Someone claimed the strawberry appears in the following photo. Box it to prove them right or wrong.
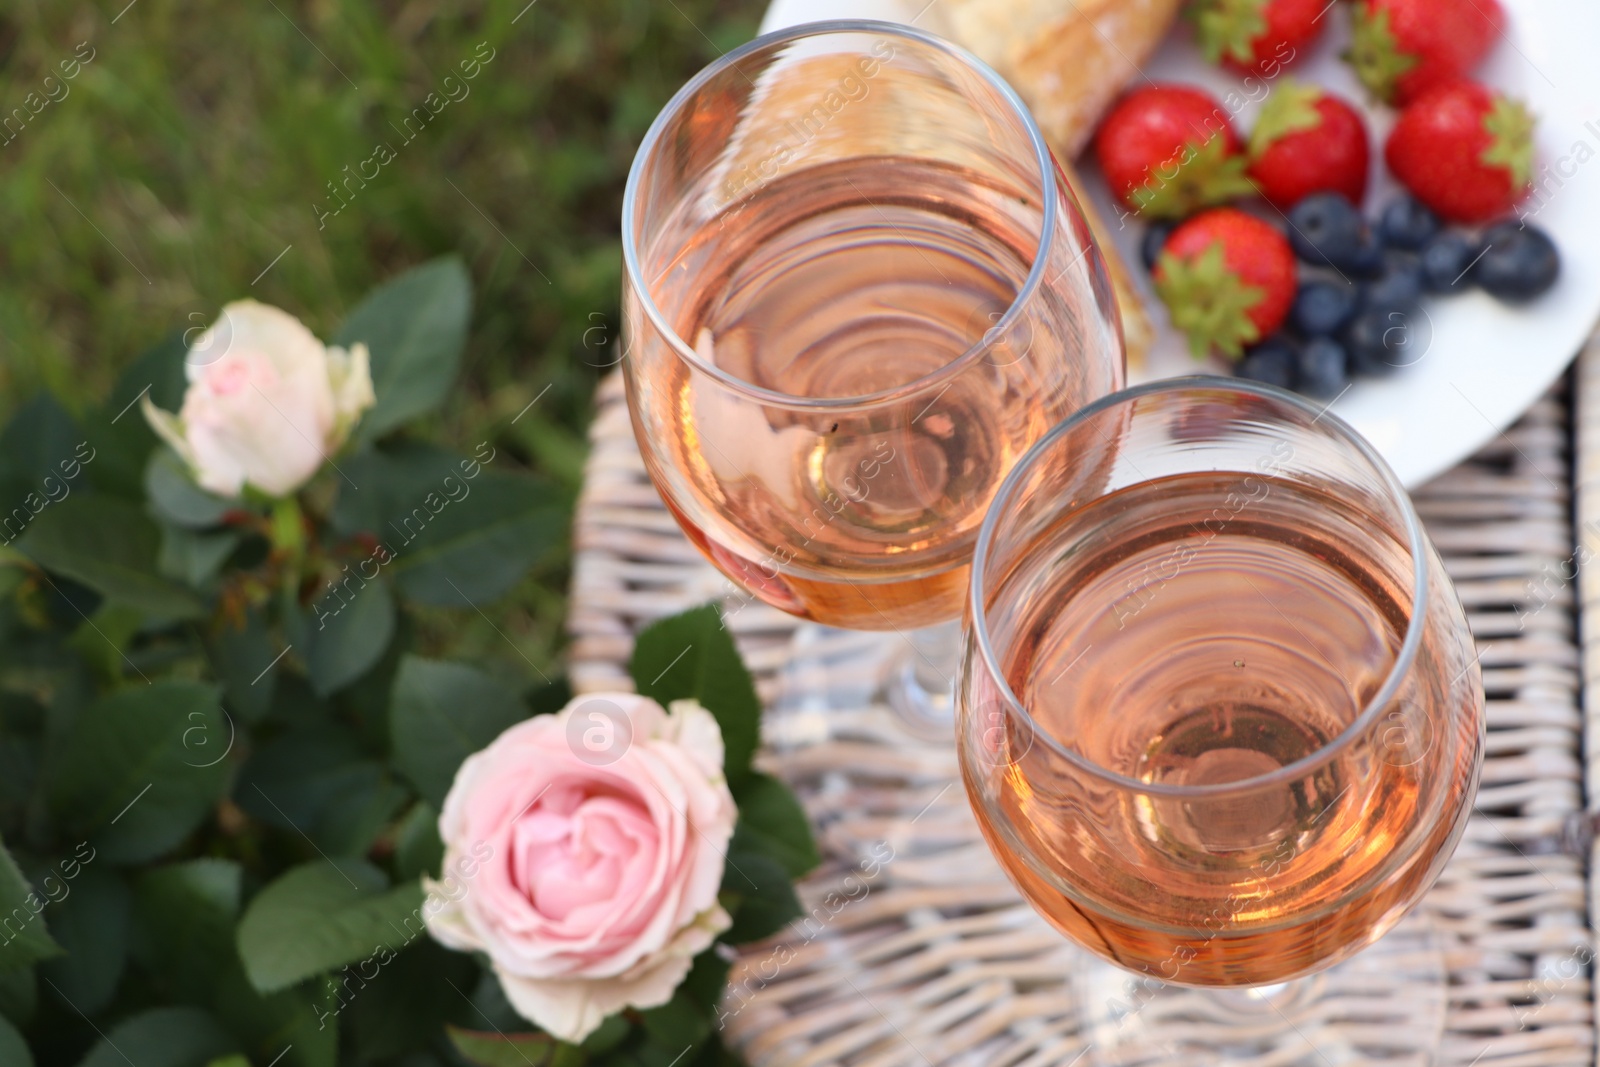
[1247,80,1370,209]
[1346,0,1505,105]
[1189,0,1327,78]
[1385,80,1534,223]
[1093,85,1256,219]
[1154,209,1297,358]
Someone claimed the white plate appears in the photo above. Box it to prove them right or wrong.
[759,0,1600,487]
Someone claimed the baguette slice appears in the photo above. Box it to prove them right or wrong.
[702,45,1154,369]
[924,0,1178,368]
[929,0,1184,159]
[1057,155,1154,370]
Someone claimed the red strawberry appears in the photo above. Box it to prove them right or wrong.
[1189,0,1328,78]
[1153,209,1297,358]
[1385,80,1534,223]
[1346,0,1505,105]
[1247,80,1370,209]
[1093,85,1256,219]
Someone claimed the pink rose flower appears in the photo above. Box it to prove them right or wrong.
[424,692,737,1042]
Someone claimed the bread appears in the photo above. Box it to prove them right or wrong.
[1057,155,1155,370]
[927,0,1185,158]
[703,39,1157,369]
[922,0,1180,368]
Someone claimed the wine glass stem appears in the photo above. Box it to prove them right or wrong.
[886,619,962,738]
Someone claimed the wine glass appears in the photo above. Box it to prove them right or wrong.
[620,21,1124,721]
[958,377,1484,1064]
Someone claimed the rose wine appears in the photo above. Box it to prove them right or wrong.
[966,471,1479,985]
[628,155,1119,630]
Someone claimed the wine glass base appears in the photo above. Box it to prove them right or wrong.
[774,621,959,743]
[1074,909,1446,1067]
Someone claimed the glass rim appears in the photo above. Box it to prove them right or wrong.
[619,18,1062,413]
[967,376,1432,800]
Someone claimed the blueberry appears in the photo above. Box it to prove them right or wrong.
[1473,222,1561,303]
[1296,337,1349,399]
[1348,232,1386,279]
[1418,231,1479,294]
[1344,308,1427,376]
[1140,220,1177,273]
[1235,336,1298,391]
[1364,251,1424,314]
[1378,195,1441,251]
[1287,193,1376,275]
[1290,281,1360,338]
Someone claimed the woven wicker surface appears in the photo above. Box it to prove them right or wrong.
[567,364,1595,1067]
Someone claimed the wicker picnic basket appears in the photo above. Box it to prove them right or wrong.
[567,335,1600,1067]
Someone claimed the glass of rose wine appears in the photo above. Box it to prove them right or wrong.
[621,21,1124,724]
[959,377,1484,1064]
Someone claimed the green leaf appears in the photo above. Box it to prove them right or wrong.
[390,472,565,607]
[640,989,712,1050]
[40,667,94,754]
[39,865,130,1014]
[730,773,819,879]
[215,972,339,1067]
[330,443,564,608]
[0,965,36,1027]
[214,975,338,1067]
[65,602,145,683]
[463,969,534,1034]
[15,496,206,620]
[46,681,231,864]
[85,331,188,499]
[390,657,528,806]
[306,576,396,697]
[1189,0,1269,66]
[1483,94,1537,188]
[266,673,333,731]
[394,802,445,881]
[0,1015,30,1067]
[132,858,241,1005]
[1128,133,1256,220]
[329,441,476,533]
[1153,243,1267,359]
[334,615,409,752]
[630,604,761,784]
[0,395,81,503]
[158,526,241,587]
[0,734,39,838]
[238,724,409,857]
[0,837,61,970]
[76,1006,238,1067]
[581,1014,631,1055]
[529,676,575,717]
[133,860,337,1067]
[335,257,472,443]
[208,607,280,723]
[680,948,730,1014]
[720,851,800,944]
[146,447,234,528]
[685,1032,747,1067]
[235,859,426,994]
[116,330,190,411]
[1247,79,1325,158]
[447,1025,557,1067]
[343,939,478,1061]
[1345,4,1417,104]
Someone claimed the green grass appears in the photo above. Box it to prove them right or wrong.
[0,0,761,676]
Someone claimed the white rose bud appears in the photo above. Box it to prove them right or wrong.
[142,300,376,498]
